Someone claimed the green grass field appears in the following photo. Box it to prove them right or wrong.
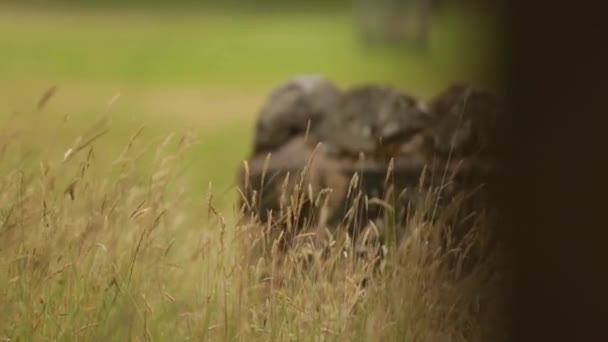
[0,4,504,340]
[0,4,502,202]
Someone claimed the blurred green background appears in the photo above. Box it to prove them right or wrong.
[0,0,504,208]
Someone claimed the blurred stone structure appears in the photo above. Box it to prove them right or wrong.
[237,74,501,250]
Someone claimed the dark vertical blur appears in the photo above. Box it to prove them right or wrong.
[501,0,608,340]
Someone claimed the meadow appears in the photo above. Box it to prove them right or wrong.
[0,3,505,340]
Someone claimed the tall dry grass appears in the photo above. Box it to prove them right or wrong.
[0,90,507,341]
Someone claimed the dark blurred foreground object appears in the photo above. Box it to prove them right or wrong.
[502,0,608,340]
[237,76,502,250]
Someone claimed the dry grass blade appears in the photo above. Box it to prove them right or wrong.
[36,85,58,112]
[0,86,506,342]
[242,160,250,192]
[113,125,146,164]
[63,127,110,163]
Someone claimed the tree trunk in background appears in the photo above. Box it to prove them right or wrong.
[416,0,432,51]
[355,0,434,51]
